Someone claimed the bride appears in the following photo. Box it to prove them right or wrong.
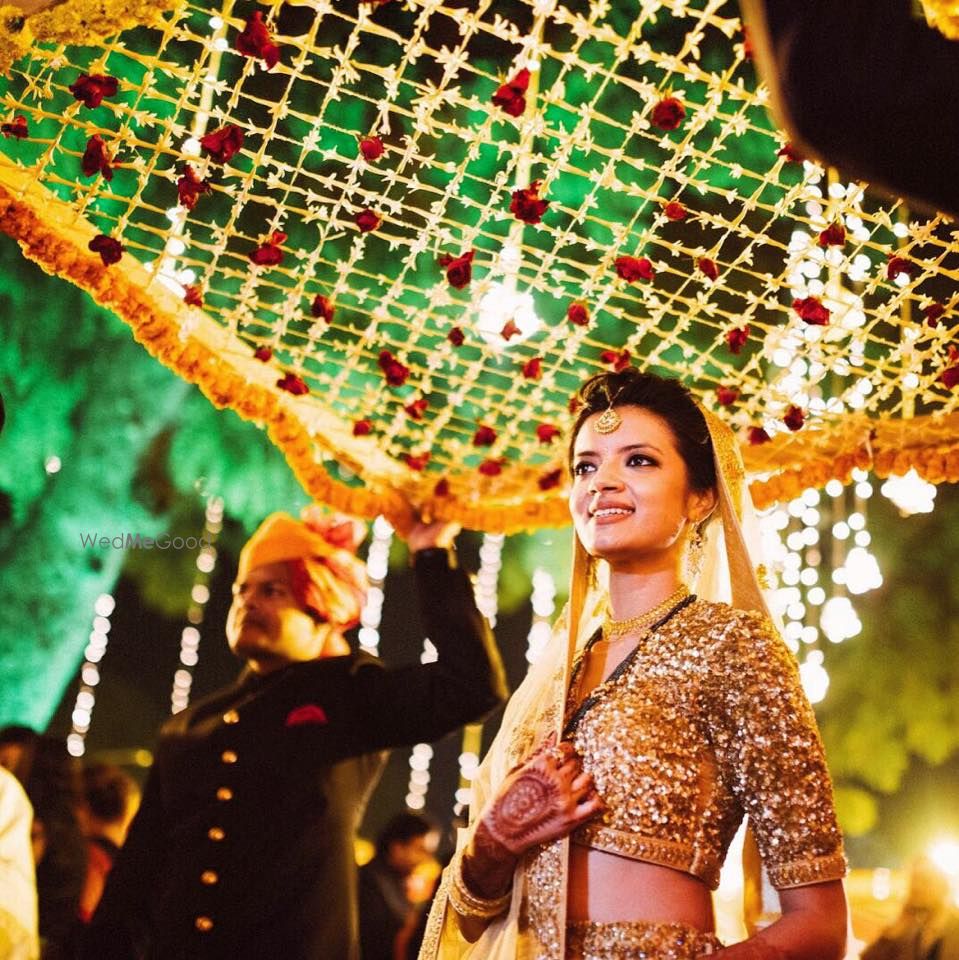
[419,369,848,960]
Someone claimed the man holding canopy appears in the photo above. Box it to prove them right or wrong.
[83,506,506,960]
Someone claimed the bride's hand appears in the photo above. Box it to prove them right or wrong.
[479,734,604,858]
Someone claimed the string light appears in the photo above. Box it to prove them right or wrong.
[525,567,556,665]
[474,533,505,627]
[880,469,937,516]
[66,593,116,757]
[474,283,541,348]
[170,497,223,714]
[358,516,394,656]
[405,740,434,812]
[404,637,440,811]
[451,532,504,817]
[799,650,830,704]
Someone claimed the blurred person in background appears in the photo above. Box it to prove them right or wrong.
[0,727,86,960]
[359,812,441,960]
[76,763,141,923]
[862,856,959,960]
[0,763,39,959]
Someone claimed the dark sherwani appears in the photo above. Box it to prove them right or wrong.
[83,549,506,959]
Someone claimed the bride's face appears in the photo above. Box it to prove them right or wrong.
[569,406,714,569]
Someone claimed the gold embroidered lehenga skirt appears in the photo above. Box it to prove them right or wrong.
[565,920,723,959]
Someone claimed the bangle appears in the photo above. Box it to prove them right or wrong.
[448,854,512,921]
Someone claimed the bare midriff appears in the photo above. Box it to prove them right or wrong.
[567,844,715,929]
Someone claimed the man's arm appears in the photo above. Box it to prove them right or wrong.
[347,545,507,751]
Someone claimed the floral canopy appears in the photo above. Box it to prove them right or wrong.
[1,0,957,532]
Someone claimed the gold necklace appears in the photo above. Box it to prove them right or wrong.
[602,584,690,642]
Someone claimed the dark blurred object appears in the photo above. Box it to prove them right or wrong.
[740,0,959,217]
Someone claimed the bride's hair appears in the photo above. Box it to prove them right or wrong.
[569,369,716,494]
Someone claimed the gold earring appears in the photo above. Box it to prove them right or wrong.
[686,523,705,583]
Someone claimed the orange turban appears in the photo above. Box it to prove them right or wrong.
[237,507,368,628]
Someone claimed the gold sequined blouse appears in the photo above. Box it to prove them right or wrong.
[566,599,847,891]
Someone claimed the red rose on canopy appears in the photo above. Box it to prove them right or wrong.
[447,326,465,346]
[434,477,450,497]
[359,135,384,162]
[177,164,211,210]
[439,249,474,289]
[601,348,631,372]
[353,419,373,436]
[311,295,334,322]
[725,325,750,354]
[69,74,119,108]
[404,398,428,420]
[378,350,410,387]
[567,301,589,327]
[81,135,112,180]
[748,426,771,445]
[717,386,739,407]
[473,425,496,447]
[886,255,918,281]
[568,396,583,414]
[792,296,830,325]
[536,423,560,444]
[1,115,28,139]
[941,366,959,389]
[777,142,804,164]
[500,319,521,341]
[522,357,542,380]
[698,257,720,281]
[923,303,946,328]
[817,224,846,248]
[249,231,286,266]
[479,458,504,477]
[492,68,530,117]
[277,373,309,395]
[615,255,654,283]
[254,346,273,362]
[538,468,563,491]
[404,452,430,471]
[183,285,203,307]
[650,96,685,131]
[355,208,381,233]
[783,405,805,431]
[201,124,244,164]
[663,200,687,221]
[510,181,549,224]
[236,11,280,69]
[742,25,754,60]
[88,234,122,266]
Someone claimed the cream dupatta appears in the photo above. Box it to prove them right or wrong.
[418,410,773,960]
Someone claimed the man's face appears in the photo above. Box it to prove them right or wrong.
[226,562,324,671]
[388,830,440,876]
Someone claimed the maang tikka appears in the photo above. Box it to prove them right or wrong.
[594,383,626,434]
